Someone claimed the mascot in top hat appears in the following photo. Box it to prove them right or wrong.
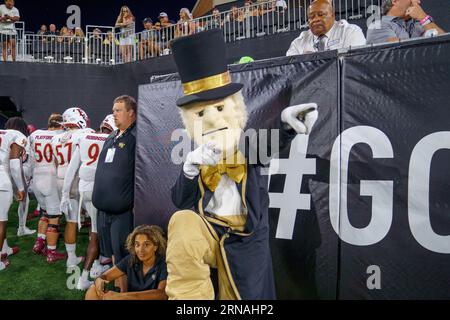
[166,28,319,300]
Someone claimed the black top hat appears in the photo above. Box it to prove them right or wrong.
[172,28,243,107]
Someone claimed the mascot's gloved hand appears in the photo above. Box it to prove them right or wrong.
[183,141,222,178]
[281,103,319,135]
[60,193,72,215]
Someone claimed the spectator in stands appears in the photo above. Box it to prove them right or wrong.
[0,0,20,62]
[175,8,196,38]
[286,0,366,55]
[104,30,119,46]
[37,24,47,35]
[74,27,85,43]
[224,5,246,39]
[67,27,84,62]
[366,0,445,44]
[139,18,157,59]
[275,0,288,12]
[88,28,103,63]
[152,21,164,56]
[259,1,276,15]
[47,23,57,36]
[243,0,259,17]
[57,26,71,43]
[85,225,168,300]
[158,12,175,28]
[115,5,135,63]
[103,31,120,63]
[258,0,288,32]
[225,5,240,23]
[157,12,175,55]
[206,7,223,29]
[37,24,47,42]
[44,24,58,50]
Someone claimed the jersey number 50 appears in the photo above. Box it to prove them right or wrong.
[35,143,53,163]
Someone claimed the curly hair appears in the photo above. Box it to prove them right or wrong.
[125,225,167,266]
[5,117,29,137]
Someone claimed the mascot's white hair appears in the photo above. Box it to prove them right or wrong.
[179,90,248,140]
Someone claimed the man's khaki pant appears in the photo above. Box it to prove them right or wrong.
[165,210,238,300]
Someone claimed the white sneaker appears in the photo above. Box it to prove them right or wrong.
[17,226,36,237]
[89,260,100,278]
[66,256,84,268]
[76,277,93,290]
[90,263,110,278]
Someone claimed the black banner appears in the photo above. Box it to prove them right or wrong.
[135,35,450,299]
[338,38,450,299]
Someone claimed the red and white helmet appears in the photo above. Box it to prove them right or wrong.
[100,114,117,133]
[61,107,90,129]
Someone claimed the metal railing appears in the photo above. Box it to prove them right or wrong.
[2,0,379,64]
[85,25,117,65]
[135,0,377,61]
[25,34,87,63]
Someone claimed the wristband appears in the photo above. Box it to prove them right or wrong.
[419,15,431,26]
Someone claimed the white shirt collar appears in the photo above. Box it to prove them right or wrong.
[312,21,338,42]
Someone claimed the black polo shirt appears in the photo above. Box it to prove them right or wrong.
[116,255,167,292]
[92,123,136,214]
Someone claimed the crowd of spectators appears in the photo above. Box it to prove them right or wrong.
[1,0,299,63]
[1,0,447,63]
[286,0,445,56]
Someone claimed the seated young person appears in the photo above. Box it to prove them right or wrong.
[85,225,168,300]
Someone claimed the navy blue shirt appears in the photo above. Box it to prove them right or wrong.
[93,123,136,214]
[116,255,167,292]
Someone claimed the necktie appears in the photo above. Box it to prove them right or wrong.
[315,35,327,52]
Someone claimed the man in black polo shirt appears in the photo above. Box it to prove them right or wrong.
[93,95,137,268]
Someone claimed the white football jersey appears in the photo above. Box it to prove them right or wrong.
[0,129,27,167]
[51,128,95,180]
[77,132,109,191]
[0,129,27,190]
[28,129,63,174]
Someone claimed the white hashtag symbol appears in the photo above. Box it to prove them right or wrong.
[262,135,316,239]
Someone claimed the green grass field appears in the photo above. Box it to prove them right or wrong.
[0,200,89,300]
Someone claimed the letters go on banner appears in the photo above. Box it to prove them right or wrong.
[135,37,450,299]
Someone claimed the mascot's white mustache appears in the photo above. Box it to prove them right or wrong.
[202,127,228,137]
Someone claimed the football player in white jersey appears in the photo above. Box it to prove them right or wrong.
[29,114,66,262]
[17,123,40,234]
[52,107,94,267]
[61,114,117,290]
[0,119,27,271]
[6,118,37,237]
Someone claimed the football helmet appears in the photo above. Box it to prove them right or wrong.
[100,114,117,133]
[61,107,90,129]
